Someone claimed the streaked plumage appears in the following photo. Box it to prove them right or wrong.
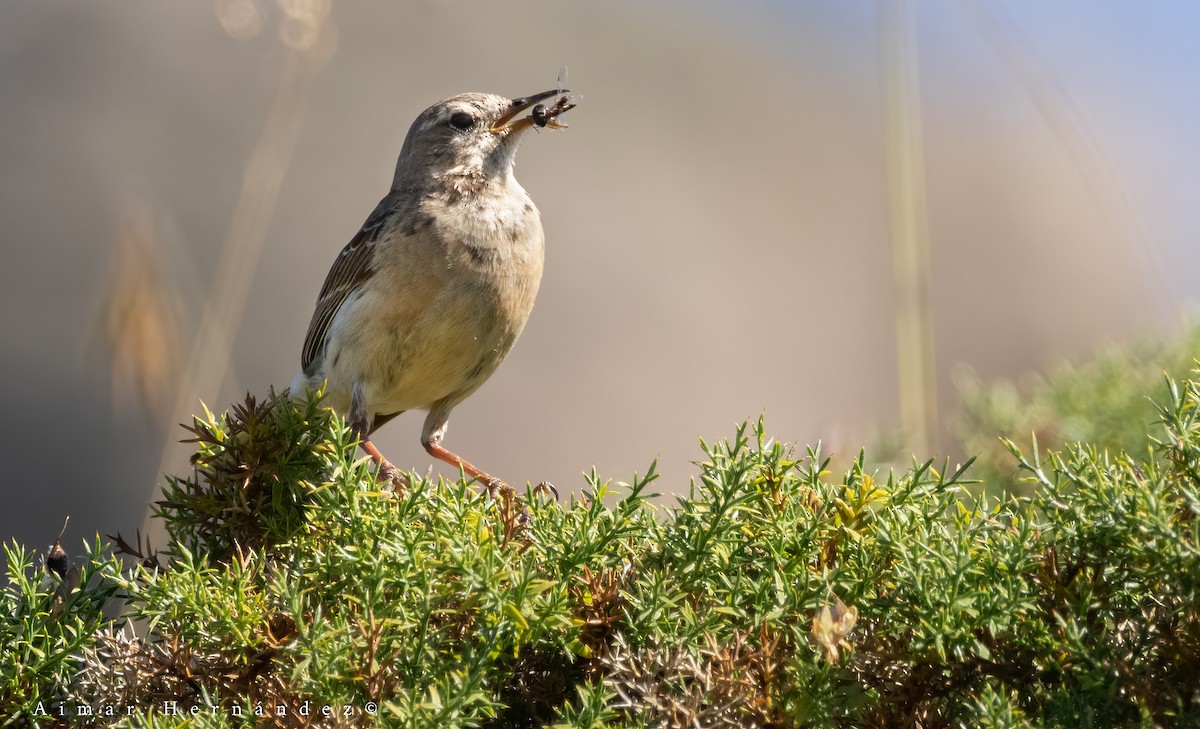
[290,89,571,493]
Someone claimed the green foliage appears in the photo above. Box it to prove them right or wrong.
[953,322,1200,495]
[158,388,344,557]
[0,537,120,725]
[6,375,1200,726]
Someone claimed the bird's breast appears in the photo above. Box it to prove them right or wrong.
[434,185,545,316]
[342,185,544,414]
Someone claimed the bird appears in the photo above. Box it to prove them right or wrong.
[290,88,574,495]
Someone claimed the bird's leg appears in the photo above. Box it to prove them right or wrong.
[425,441,513,498]
[350,384,408,491]
[421,409,514,500]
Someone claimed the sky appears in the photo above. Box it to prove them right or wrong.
[739,0,1200,296]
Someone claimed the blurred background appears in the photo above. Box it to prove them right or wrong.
[2,0,1197,556]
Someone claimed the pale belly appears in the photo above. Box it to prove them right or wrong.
[310,263,535,418]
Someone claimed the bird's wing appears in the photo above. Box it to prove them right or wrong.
[300,196,398,375]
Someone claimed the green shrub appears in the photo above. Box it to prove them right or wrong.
[0,537,119,727]
[4,372,1200,727]
[952,322,1200,496]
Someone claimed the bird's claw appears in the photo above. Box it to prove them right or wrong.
[377,461,410,493]
[483,476,515,501]
[531,481,559,500]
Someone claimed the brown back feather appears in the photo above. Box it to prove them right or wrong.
[300,195,399,374]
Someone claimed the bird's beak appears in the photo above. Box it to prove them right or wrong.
[490,89,569,134]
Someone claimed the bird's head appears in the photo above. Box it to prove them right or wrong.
[392,89,573,194]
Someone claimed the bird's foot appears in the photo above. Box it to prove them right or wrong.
[376,459,410,494]
[357,435,409,494]
[480,477,538,541]
[482,475,518,502]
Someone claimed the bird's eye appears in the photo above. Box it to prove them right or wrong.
[449,112,475,130]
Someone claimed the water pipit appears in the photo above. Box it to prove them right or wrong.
[291,88,575,496]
